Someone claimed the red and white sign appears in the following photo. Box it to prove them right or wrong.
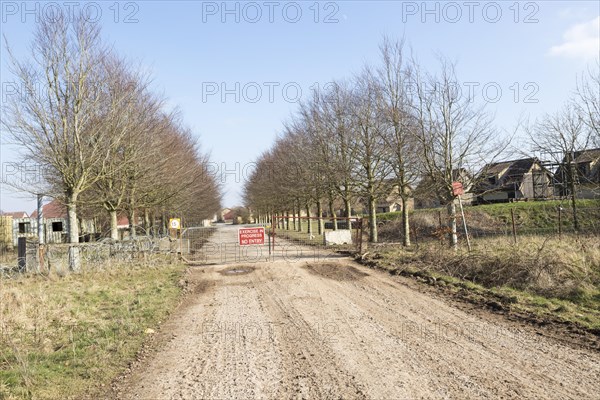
[452,182,464,196]
[239,227,265,246]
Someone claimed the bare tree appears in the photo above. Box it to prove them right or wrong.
[321,81,357,227]
[575,60,600,146]
[348,69,393,243]
[78,56,158,239]
[529,102,593,231]
[410,57,501,249]
[376,36,419,246]
[2,17,120,268]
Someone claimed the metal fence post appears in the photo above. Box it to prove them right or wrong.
[17,237,26,272]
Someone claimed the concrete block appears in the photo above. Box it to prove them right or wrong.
[324,230,352,245]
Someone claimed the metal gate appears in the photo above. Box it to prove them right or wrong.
[179,218,363,266]
[180,224,271,265]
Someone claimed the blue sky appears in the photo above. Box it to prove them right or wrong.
[1,0,599,212]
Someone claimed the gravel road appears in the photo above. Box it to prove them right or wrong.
[114,254,600,399]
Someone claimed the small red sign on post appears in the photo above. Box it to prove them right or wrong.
[452,182,464,196]
[239,227,265,246]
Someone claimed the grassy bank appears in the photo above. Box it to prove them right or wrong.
[363,235,600,331]
[377,199,600,242]
[0,262,186,399]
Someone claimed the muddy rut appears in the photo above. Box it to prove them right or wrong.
[112,258,600,399]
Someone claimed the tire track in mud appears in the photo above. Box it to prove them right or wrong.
[249,266,368,399]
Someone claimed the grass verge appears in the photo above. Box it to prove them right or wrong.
[360,235,600,333]
[0,261,186,399]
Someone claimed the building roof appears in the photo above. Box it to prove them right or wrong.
[30,200,67,219]
[572,148,600,163]
[1,211,29,218]
[223,210,236,220]
[483,161,512,176]
[485,158,538,179]
[117,215,130,227]
[475,157,550,193]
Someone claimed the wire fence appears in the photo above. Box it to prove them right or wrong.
[1,235,182,278]
[2,204,598,275]
[377,205,600,246]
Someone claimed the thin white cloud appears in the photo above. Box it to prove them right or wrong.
[549,16,600,59]
[557,7,589,20]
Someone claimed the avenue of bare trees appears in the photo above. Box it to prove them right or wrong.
[244,38,599,248]
[2,16,221,255]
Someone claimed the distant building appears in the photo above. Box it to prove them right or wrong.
[30,200,69,244]
[375,182,414,214]
[555,148,600,199]
[473,158,554,204]
[1,200,99,246]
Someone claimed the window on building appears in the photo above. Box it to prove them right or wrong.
[487,176,497,185]
[52,221,63,232]
[18,222,31,234]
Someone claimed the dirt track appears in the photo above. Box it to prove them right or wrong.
[113,256,600,399]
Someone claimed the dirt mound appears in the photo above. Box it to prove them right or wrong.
[304,262,369,281]
[218,266,255,275]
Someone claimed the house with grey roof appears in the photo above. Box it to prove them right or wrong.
[473,158,554,204]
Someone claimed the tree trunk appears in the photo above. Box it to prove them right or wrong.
[66,196,79,243]
[306,203,312,235]
[344,197,352,227]
[329,195,337,230]
[150,211,157,236]
[292,207,297,230]
[128,208,136,238]
[368,195,377,243]
[317,200,323,235]
[144,209,151,233]
[66,192,80,271]
[109,209,118,240]
[401,196,411,247]
[297,201,303,232]
[447,201,458,250]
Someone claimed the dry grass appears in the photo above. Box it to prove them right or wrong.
[424,236,600,297]
[0,259,186,399]
[372,235,600,329]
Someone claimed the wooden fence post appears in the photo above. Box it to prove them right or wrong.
[511,209,517,244]
[438,210,444,245]
[558,207,563,240]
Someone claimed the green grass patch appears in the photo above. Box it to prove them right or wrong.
[0,261,186,399]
